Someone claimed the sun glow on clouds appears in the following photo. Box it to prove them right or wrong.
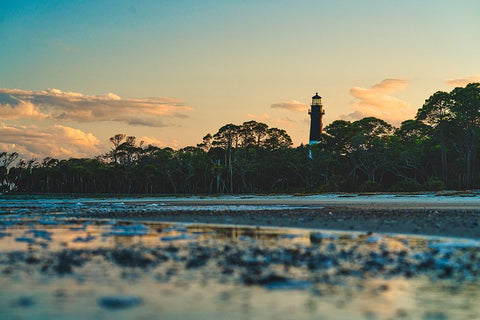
[0,87,194,159]
[0,88,192,127]
[270,100,309,112]
[247,113,294,128]
[0,123,101,159]
[446,75,480,87]
[341,79,415,126]
[138,136,179,149]
[247,113,270,121]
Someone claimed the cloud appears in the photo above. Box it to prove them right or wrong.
[0,99,48,120]
[137,136,179,149]
[247,113,270,121]
[0,122,101,159]
[138,136,164,147]
[446,75,480,87]
[270,100,309,112]
[247,113,295,128]
[340,110,365,122]
[340,79,414,125]
[0,88,193,127]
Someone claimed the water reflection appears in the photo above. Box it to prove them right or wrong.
[0,218,479,319]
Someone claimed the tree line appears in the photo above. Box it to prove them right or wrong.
[1,83,480,194]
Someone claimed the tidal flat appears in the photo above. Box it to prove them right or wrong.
[1,194,480,319]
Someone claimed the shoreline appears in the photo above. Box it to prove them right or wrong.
[79,206,480,239]
[2,193,480,239]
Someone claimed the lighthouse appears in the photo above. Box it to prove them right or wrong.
[308,92,325,144]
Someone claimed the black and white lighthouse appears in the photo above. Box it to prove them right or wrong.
[308,92,325,144]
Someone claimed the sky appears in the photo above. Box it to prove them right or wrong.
[1,0,480,159]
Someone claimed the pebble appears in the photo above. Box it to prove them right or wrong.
[72,235,96,243]
[264,279,312,291]
[104,224,150,237]
[279,234,302,239]
[160,234,196,242]
[365,236,382,244]
[26,229,52,241]
[12,296,35,307]
[98,296,143,309]
[310,232,339,243]
[15,237,35,244]
[37,220,59,225]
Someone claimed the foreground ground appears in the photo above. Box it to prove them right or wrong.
[73,193,480,238]
[1,193,480,319]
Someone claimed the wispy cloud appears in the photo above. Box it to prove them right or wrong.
[0,88,192,127]
[0,122,101,159]
[446,75,480,87]
[270,100,309,112]
[246,113,295,127]
[247,113,270,122]
[340,79,414,125]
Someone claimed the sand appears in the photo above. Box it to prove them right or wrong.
[76,194,480,239]
[2,194,480,319]
[2,193,480,238]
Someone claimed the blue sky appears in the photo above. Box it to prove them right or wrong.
[1,1,480,158]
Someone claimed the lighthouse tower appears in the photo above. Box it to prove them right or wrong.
[308,92,325,144]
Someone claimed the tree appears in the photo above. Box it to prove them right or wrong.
[109,134,126,164]
[349,117,395,186]
[264,128,292,150]
[239,121,257,148]
[197,133,213,152]
[450,83,480,188]
[5,84,479,195]
[324,120,354,155]
[388,120,431,185]
[416,83,480,188]
[0,152,18,192]
[416,91,454,186]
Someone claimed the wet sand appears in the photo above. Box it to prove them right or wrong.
[76,194,480,239]
[84,207,480,239]
[2,195,480,319]
[2,193,480,238]
[2,219,480,320]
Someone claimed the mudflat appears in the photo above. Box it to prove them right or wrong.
[73,193,480,238]
[2,194,480,319]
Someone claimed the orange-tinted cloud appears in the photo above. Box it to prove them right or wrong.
[270,100,309,112]
[446,75,480,87]
[0,88,192,127]
[137,136,179,149]
[0,100,49,120]
[0,122,101,159]
[138,136,164,147]
[247,113,270,121]
[341,79,414,126]
[247,113,295,128]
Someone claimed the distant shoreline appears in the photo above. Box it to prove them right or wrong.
[66,193,480,239]
[78,208,479,239]
[2,193,480,239]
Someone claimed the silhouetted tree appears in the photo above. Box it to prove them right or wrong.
[4,83,480,194]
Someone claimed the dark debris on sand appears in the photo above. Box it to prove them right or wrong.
[2,232,480,290]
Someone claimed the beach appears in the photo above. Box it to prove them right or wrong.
[2,193,480,319]
[73,193,480,238]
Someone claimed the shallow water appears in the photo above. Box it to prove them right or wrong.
[1,220,480,319]
[1,196,480,319]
